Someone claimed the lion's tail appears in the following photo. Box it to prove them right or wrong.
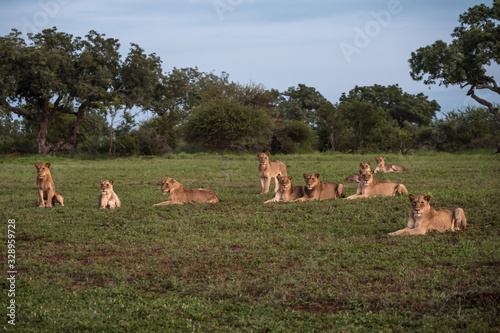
[454,208,467,230]
[52,192,64,206]
[337,183,346,198]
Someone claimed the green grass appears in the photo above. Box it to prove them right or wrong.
[1,152,499,332]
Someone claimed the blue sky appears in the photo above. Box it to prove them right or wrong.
[1,0,499,116]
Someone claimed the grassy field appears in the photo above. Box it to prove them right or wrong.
[1,152,499,332]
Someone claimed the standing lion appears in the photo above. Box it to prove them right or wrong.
[256,152,287,194]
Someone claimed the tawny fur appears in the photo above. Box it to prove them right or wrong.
[374,156,406,173]
[264,175,304,203]
[345,162,372,183]
[257,152,287,194]
[346,170,408,199]
[99,179,121,209]
[388,194,467,236]
[34,163,64,208]
[294,173,345,202]
[153,177,219,205]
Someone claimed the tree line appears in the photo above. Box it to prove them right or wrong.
[0,2,498,156]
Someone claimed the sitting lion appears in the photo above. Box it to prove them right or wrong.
[34,163,64,208]
[294,173,345,202]
[388,194,467,236]
[257,152,287,194]
[374,156,406,173]
[99,179,121,209]
[264,175,304,203]
[153,177,219,205]
[345,162,372,183]
[346,170,408,199]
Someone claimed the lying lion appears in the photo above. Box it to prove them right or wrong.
[99,179,121,209]
[374,156,406,173]
[257,152,287,194]
[153,177,219,205]
[346,170,408,199]
[388,194,467,236]
[264,175,304,203]
[294,173,345,202]
[345,162,372,183]
[34,163,64,208]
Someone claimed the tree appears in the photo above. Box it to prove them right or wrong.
[0,28,163,155]
[184,98,271,151]
[277,84,327,125]
[409,1,500,121]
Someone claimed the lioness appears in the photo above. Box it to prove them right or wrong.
[257,152,287,194]
[294,173,345,202]
[346,170,408,199]
[264,175,304,203]
[374,156,406,173]
[345,162,372,183]
[34,163,64,208]
[153,177,219,205]
[388,194,467,236]
[99,179,121,209]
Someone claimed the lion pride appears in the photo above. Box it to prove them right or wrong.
[34,163,64,208]
[388,194,467,236]
[153,177,219,205]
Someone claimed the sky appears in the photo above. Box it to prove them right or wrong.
[1,0,499,117]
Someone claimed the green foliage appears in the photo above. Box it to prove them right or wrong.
[409,1,500,121]
[1,153,499,331]
[270,120,316,154]
[185,98,272,151]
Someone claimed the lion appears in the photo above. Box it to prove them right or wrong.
[264,175,304,203]
[257,152,287,194]
[294,173,345,202]
[374,156,406,173]
[153,177,219,205]
[34,163,64,208]
[346,170,408,199]
[388,194,467,236]
[99,179,121,209]
[345,162,372,183]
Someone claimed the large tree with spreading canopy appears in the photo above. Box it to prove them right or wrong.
[409,0,500,121]
[0,27,163,155]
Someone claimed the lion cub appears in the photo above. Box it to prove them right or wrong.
[257,152,287,194]
[34,163,64,208]
[374,156,406,173]
[388,194,467,236]
[345,162,372,183]
[264,175,304,203]
[153,177,219,205]
[294,173,345,202]
[99,179,121,209]
[346,170,408,200]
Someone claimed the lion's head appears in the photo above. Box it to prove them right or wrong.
[360,162,371,171]
[409,194,432,217]
[256,152,270,167]
[375,157,385,166]
[160,177,180,194]
[100,179,114,194]
[34,163,51,179]
[302,173,321,190]
[359,170,375,185]
[277,174,293,190]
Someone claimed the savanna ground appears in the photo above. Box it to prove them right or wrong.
[1,152,499,332]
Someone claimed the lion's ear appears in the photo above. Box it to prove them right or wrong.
[288,175,293,180]
[34,163,40,168]
[302,173,307,178]
[408,194,415,201]
[109,180,114,185]
[359,162,363,168]
[46,163,51,168]
[265,152,270,157]
[315,173,320,178]
[256,152,260,157]
[367,162,371,166]
[370,170,374,175]
[424,195,432,202]
[100,179,104,183]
